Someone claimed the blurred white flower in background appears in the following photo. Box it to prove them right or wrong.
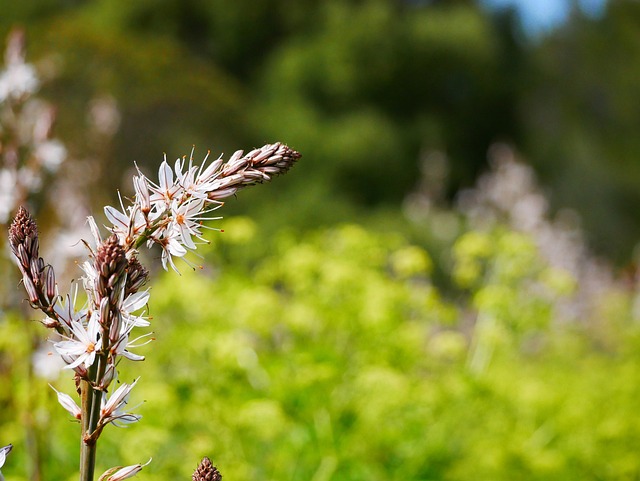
[0,61,38,102]
[0,28,67,223]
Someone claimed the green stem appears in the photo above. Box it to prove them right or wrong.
[79,379,95,481]
[79,355,107,481]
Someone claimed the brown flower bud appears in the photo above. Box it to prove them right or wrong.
[94,235,128,300]
[8,206,39,265]
[192,457,222,481]
[125,255,149,297]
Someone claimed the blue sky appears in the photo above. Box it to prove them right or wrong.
[480,0,608,35]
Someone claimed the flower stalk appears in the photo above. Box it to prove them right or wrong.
[8,142,300,480]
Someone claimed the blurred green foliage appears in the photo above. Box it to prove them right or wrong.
[3,219,640,480]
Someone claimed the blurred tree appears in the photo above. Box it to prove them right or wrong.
[3,0,640,262]
[249,0,523,201]
[525,0,640,262]
[1,0,526,229]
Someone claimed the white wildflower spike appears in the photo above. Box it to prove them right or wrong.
[50,385,82,420]
[116,144,300,270]
[8,142,299,481]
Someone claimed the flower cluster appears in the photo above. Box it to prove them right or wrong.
[8,142,300,479]
[9,206,150,457]
[106,142,301,271]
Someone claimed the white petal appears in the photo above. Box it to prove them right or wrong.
[178,223,196,249]
[50,386,82,419]
[123,291,150,313]
[0,444,12,469]
[103,378,139,414]
[100,459,151,481]
[120,350,145,361]
[104,206,129,231]
[158,160,173,191]
[53,340,87,356]
[199,155,223,181]
[174,157,184,178]
[167,237,187,257]
[87,215,103,245]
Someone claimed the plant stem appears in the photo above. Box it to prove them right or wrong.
[79,379,96,481]
[79,355,107,481]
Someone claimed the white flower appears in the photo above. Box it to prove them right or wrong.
[148,158,182,208]
[79,259,99,303]
[151,196,222,272]
[176,150,223,200]
[0,62,39,102]
[157,234,187,273]
[51,284,86,331]
[0,444,12,469]
[50,385,82,420]
[173,155,198,195]
[120,290,151,327]
[195,151,224,187]
[104,203,146,244]
[110,317,151,362]
[100,379,142,426]
[35,139,67,171]
[133,174,151,214]
[169,197,206,250]
[53,315,102,370]
[122,151,227,271]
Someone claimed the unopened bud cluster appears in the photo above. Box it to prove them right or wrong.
[192,457,222,481]
[207,142,301,200]
[8,206,59,326]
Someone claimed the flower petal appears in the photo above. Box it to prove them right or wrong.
[50,385,82,419]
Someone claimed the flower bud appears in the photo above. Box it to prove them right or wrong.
[100,363,117,390]
[99,297,111,328]
[192,457,222,481]
[22,275,39,303]
[41,316,61,329]
[45,265,57,302]
[109,313,121,344]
